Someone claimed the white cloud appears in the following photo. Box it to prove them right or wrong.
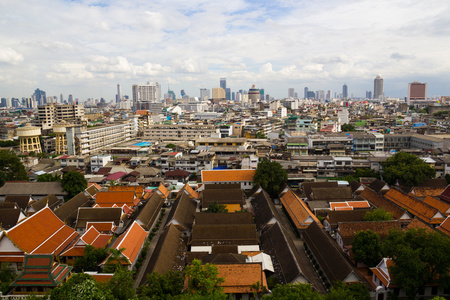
[0,47,24,64]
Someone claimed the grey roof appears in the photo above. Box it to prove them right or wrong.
[311,187,353,202]
[302,182,338,201]
[0,203,21,229]
[251,189,283,231]
[0,182,67,196]
[136,193,164,230]
[326,209,373,228]
[194,212,253,226]
[260,222,309,284]
[201,189,244,208]
[30,194,61,212]
[190,224,259,246]
[369,179,389,193]
[75,207,122,229]
[164,193,197,231]
[54,192,93,226]
[4,195,31,211]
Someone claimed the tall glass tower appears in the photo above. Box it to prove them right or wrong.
[374,74,384,100]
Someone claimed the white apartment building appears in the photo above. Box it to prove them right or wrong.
[144,124,219,140]
[132,82,161,111]
[90,155,113,172]
[67,121,137,155]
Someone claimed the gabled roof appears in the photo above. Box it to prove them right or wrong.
[164,193,197,231]
[384,188,445,225]
[311,187,353,202]
[349,181,364,194]
[190,224,259,246]
[141,224,186,286]
[136,192,164,230]
[302,222,361,284]
[165,169,191,177]
[54,192,93,226]
[156,183,170,199]
[405,218,434,233]
[337,221,401,246]
[368,179,390,194]
[95,191,138,207]
[201,169,256,182]
[4,195,31,211]
[261,222,310,284]
[359,188,409,221]
[419,178,448,188]
[0,202,23,229]
[11,254,72,288]
[61,226,112,257]
[201,189,245,208]
[422,196,450,216]
[194,212,253,225]
[109,186,144,198]
[29,194,61,213]
[410,187,446,198]
[6,207,78,255]
[107,221,148,265]
[75,207,122,229]
[105,172,126,181]
[251,189,283,231]
[177,183,199,199]
[85,183,101,198]
[370,258,395,288]
[302,182,338,201]
[440,185,450,203]
[216,263,268,294]
[279,187,322,230]
[437,216,450,236]
[0,182,67,196]
[326,210,372,228]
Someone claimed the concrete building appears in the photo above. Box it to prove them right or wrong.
[17,124,42,154]
[374,74,384,100]
[248,85,260,104]
[36,103,85,130]
[407,81,427,107]
[199,88,210,101]
[132,82,161,111]
[144,124,218,140]
[288,88,295,98]
[67,121,137,155]
[212,87,226,101]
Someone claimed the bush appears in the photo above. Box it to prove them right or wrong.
[152,228,158,233]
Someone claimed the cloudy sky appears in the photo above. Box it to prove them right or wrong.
[1,0,450,100]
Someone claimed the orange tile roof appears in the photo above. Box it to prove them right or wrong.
[384,189,445,225]
[86,222,115,232]
[201,169,256,183]
[157,183,170,198]
[422,196,450,215]
[88,272,114,283]
[280,188,323,229]
[347,200,371,208]
[177,183,199,199]
[6,207,78,255]
[109,186,144,198]
[411,187,445,198]
[216,263,267,294]
[437,216,450,236]
[335,206,353,211]
[370,258,396,288]
[225,204,242,212]
[405,218,434,233]
[95,191,138,206]
[330,202,350,210]
[110,221,148,265]
[61,227,112,257]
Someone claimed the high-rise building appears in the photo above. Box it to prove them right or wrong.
[132,82,161,111]
[288,88,295,98]
[326,90,332,100]
[342,84,348,98]
[374,74,384,100]
[225,88,231,100]
[366,91,372,99]
[407,81,427,105]
[220,78,227,89]
[200,88,210,100]
[259,89,264,101]
[116,84,122,103]
[33,89,46,106]
[248,85,260,104]
[180,89,186,97]
[212,87,226,101]
[167,89,176,100]
[304,87,309,99]
[59,94,63,103]
[68,94,74,105]
[232,92,236,101]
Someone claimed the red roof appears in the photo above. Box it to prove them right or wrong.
[105,172,127,181]
[106,221,148,265]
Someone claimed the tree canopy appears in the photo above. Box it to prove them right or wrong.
[138,271,184,299]
[253,159,288,198]
[62,171,87,199]
[74,245,108,272]
[341,123,355,132]
[363,208,393,221]
[37,173,60,182]
[206,201,228,213]
[0,150,29,187]
[184,259,225,297]
[381,152,435,186]
[352,230,383,267]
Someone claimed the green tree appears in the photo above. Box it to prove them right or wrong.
[62,171,87,199]
[352,230,383,267]
[0,140,19,147]
[206,202,228,213]
[445,173,450,184]
[0,150,29,187]
[104,267,135,300]
[253,159,288,198]
[103,247,128,273]
[341,123,355,132]
[138,271,184,299]
[364,208,393,221]
[381,152,436,186]
[51,273,94,300]
[0,263,15,294]
[184,259,225,297]
[67,278,106,300]
[256,131,267,139]
[263,283,323,300]
[37,173,60,182]
[326,281,370,300]
[74,245,108,272]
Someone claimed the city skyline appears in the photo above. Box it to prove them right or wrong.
[1,0,450,100]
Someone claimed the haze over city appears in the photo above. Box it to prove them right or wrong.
[1,0,450,100]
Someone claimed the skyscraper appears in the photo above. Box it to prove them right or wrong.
[304,87,309,99]
[374,74,384,100]
[248,85,260,104]
[212,87,226,100]
[33,88,46,106]
[116,84,122,103]
[366,91,372,99]
[288,88,295,98]
[132,82,161,111]
[220,78,227,89]
[342,84,348,98]
[407,81,427,105]
[200,88,210,100]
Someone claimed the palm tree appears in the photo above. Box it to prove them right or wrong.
[105,247,128,268]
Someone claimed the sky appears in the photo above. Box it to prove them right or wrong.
[1,0,450,101]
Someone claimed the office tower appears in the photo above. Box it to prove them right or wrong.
[33,89,46,106]
[304,87,309,99]
[180,89,185,97]
[59,94,63,103]
[317,90,325,100]
[68,94,74,104]
[225,88,231,100]
[366,91,372,99]
[248,85,260,104]
[407,81,427,105]
[294,92,298,98]
[259,89,264,101]
[167,89,176,100]
[220,78,227,89]
[374,74,384,100]
[0,98,6,107]
[132,82,161,111]
[212,87,226,100]
[326,90,332,100]
[307,91,315,99]
[116,84,122,103]
[342,84,348,98]
[288,88,295,98]
[200,88,210,100]
[232,92,235,101]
